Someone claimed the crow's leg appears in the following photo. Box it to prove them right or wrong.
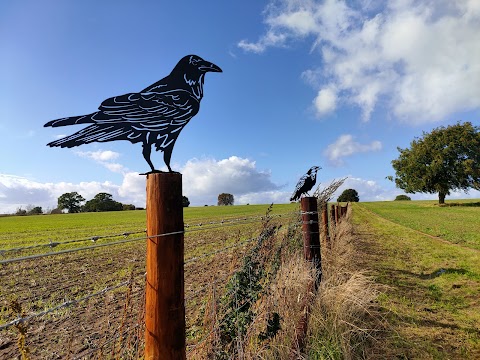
[163,145,173,172]
[142,142,156,172]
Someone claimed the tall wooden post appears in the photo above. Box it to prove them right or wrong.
[335,204,340,224]
[145,173,185,360]
[321,205,330,249]
[301,197,321,283]
[330,204,335,225]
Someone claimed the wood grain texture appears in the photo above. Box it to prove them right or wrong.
[145,172,185,360]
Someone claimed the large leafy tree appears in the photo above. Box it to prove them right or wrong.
[83,193,123,212]
[388,122,480,204]
[337,189,359,202]
[218,193,234,206]
[58,192,85,213]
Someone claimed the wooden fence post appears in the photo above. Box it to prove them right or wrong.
[335,204,340,224]
[321,205,330,249]
[330,204,335,225]
[300,197,321,283]
[145,173,185,360]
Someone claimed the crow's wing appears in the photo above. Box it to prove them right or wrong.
[291,173,308,199]
[91,89,197,131]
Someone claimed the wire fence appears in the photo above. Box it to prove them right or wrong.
[0,209,304,359]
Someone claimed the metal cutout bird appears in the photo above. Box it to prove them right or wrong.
[290,166,321,201]
[44,55,222,173]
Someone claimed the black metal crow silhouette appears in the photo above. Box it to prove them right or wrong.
[290,166,321,201]
[44,55,222,173]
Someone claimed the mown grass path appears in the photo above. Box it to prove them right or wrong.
[358,203,480,254]
[352,202,480,359]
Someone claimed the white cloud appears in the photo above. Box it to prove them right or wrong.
[75,150,127,174]
[0,156,287,213]
[181,156,283,205]
[118,172,145,206]
[76,150,120,162]
[239,0,480,123]
[238,31,288,53]
[324,134,382,165]
[0,173,125,213]
[333,176,393,202]
[313,87,337,116]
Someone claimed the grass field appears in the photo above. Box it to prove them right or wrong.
[0,203,297,249]
[0,202,300,358]
[353,200,480,359]
[3,199,479,358]
[359,199,480,251]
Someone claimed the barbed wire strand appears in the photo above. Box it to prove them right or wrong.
[185,212,296,229]
[0,211,297,256]
[0,230,146,255]
[1,238,255,329]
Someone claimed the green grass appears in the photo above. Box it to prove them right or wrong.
[352,201,480,358]
[0,203,298,251]
[359,199,480,250]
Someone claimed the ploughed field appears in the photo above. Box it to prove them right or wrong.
[0,203,299,359]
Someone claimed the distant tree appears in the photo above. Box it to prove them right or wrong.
[83,193,123,212]
[15,208,27,216]
[182,196,190,207]
[337,189,359,202]
[58,192,85,213]
[27,206,43,215]
[122,204,136,211]
[394,195,411,201]
[388,122,480,204]
[49,208,64,214]
[218,193,234,206]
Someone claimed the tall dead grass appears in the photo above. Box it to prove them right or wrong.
[307,205,383,359]
[190,205,382,359]
[242,252,316,359]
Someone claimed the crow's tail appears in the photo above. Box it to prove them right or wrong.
[47,124,141,148]
[44,113,97,127]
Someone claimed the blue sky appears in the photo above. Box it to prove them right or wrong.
[1,0,480,213]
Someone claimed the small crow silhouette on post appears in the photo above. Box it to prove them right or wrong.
[44,55,222,173]
[290,166,321,201]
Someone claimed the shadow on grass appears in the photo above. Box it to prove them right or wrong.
[438,202,480,207]
[383,268,477,280]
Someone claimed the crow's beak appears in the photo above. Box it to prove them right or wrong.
[198,60,222,73]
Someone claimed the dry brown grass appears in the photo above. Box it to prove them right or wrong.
[188,205,383,359]
[242,253,315,359]
[306,206,383,359]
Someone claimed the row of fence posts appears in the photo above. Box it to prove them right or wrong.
[295,198,349,354]
[301,199,349,266]
[143,172,349,359]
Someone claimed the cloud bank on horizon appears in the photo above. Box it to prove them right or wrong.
[238,0,480,123]
[2,149,479,214]
[0,154,288,213]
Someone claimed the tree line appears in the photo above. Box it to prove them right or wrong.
[55,192,194,213]
[13,191,236,216]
